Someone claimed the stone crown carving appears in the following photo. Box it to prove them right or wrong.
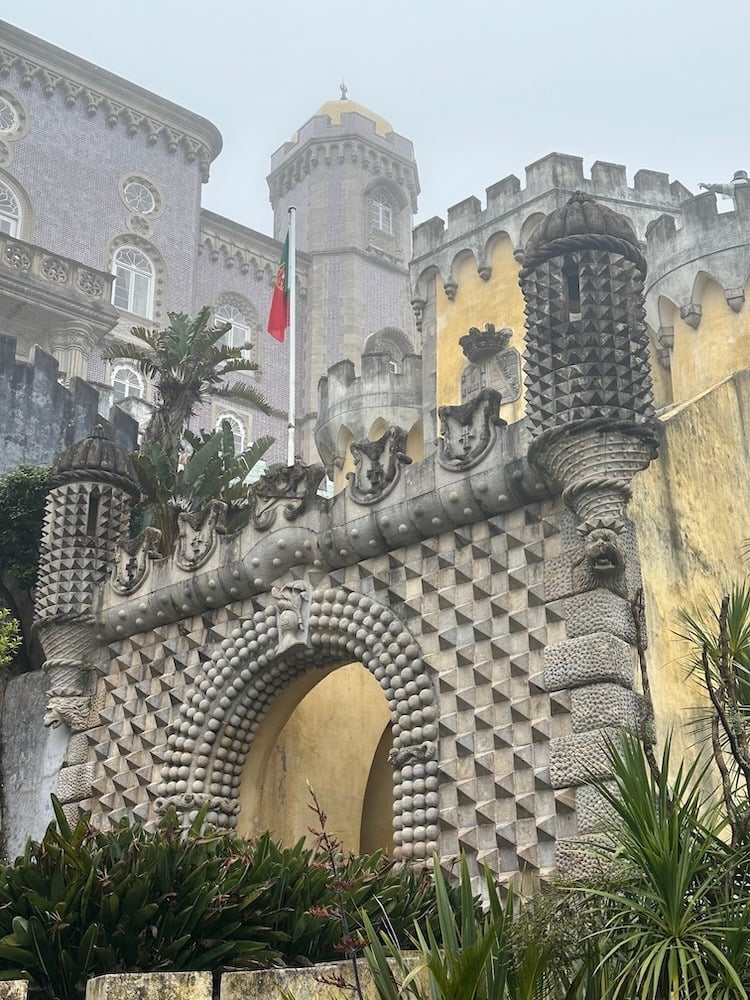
[459,323,512,363]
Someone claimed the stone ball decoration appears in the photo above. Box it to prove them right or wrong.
[159,588,439,862]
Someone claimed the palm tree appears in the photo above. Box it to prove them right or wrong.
[105,308,270,457]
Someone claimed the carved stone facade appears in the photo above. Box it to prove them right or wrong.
[18,195,677,882]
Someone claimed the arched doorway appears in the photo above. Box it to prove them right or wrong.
[237,663,392,853]
[158,586,440,862]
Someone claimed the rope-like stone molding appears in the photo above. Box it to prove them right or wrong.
[157,587,439,861]
[519,233,647,278]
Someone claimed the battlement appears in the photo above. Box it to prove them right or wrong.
[270,108,416,173]
[412,153,690,263]
[316,353,423,468]
[644,186,750,329]
[0,335,138,475]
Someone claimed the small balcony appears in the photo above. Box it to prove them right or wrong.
[0,232,118,349]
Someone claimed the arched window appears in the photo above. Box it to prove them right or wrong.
[215,302,253,360]
[216,412,245,454]
[113,246,154,317]
[0,179,21,237]
[111,364,144,402]
[369,193,393,235]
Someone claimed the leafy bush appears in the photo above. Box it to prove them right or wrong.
[0,465,49,589]
[0,801,451,1000]
[0,607,21,669]
[131,422,273,552]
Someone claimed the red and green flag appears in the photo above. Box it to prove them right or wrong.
[267,233,290,342]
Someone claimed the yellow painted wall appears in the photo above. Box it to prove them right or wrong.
[670,279,750,404]
[631,369,750,759]
[435,235,527,424]
[237,663,392,853]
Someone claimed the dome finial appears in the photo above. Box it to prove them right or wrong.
[339,80,348,100]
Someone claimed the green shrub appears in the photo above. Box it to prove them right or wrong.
[0,465,49,589]
[0,801,451,1000]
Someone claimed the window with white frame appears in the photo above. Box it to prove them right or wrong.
[216,412,245,454]
[111,364,144,402]
[369,193,393,235]
[0,180,21,237]
[112,246,154,317]
[215,302,253,360]
[123,181,156,215]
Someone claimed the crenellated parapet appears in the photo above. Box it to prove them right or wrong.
[315,352,423,473]
[410,153,690,307]
[0,334,137,475]
[645,186,750,334]
[268,104,419,211]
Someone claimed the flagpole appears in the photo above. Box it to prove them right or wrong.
[287,206,296,466]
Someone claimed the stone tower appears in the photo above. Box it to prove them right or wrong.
[34,426,138,820]
[267,93,420,456]
[521,192,657,544]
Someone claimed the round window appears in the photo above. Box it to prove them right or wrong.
[124,181,156,215]
[0,98,17,134]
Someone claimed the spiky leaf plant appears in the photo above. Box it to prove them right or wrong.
[104,308,270,458]
[588,733,750,1000]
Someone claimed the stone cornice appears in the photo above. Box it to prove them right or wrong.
[0,20,223,182]
[268,132,419,211]
[94,419,550,641]
[308,245,408,275]
[199,211,311,286]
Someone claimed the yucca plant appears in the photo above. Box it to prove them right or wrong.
[586,733,750,999]
[363,856,524,1000]
[678,583,750,844]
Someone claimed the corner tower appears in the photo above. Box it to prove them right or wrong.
[268,90,420,456]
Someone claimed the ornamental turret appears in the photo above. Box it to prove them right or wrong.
[520,192,657,556]
[34,426,138,741]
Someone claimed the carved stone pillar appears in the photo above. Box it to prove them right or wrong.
[47,321,97,383]
[34,426,138,822]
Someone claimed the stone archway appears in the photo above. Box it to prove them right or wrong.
[237,662,392,853]
[157,585,439,862]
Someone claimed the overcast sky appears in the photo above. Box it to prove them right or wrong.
[2,0,746,235]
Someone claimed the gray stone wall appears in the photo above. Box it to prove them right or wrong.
[0,335,137,475]
[1,670,69,859]
[0,61,207,317]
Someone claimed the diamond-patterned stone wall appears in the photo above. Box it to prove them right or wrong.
[60,497,581,881]
[335,500,575,877]
[80,602,252,827]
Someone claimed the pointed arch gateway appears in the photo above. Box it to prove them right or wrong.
[157,585,439,862]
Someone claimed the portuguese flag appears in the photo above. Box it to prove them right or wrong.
[267,233,290,342]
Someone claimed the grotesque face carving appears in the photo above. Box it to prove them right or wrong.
[584,527,625,576]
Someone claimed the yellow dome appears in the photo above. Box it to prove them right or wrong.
[314,98,393,137]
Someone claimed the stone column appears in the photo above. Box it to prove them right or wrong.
[47,321,97,383]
